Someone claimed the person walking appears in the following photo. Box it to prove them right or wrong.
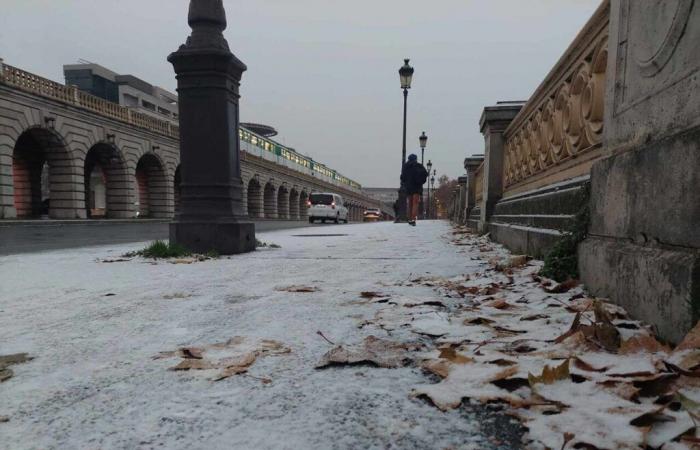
[400,154,429,226]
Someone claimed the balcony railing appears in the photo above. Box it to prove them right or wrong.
[0,62,179,139]
[502,0,609,196]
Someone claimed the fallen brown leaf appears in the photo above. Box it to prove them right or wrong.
[573,357,608,373]
[169,359,215,371]
[620,335,671,355]
[276,285,319,293]
[0,416,8,423]
[0,369,13,383]
[180,347,204,359]
[676,322,700,352]
[316,336,421,369]
[360,291,386,299]
[528,360,571,387]
[439,347,474,364]
[484,298,511,310]
[0,354,33,366]
[544,279,579,293]
[421,359,451,378]
[463,317,496,325]
[212,365,250,381]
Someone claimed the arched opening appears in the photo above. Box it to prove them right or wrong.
[263,182,277,219]
[289,189,300,220]
[299,191,309,219]
[174,165,181,215]
[12,127,73,219]
[277,186,289,220]
[84,143,128,219]
[247,178,263,219]
[135,153,168,218]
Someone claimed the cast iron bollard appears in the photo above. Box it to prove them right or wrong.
[168,0,255,254]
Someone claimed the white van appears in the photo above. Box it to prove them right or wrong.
[308,193,349,224]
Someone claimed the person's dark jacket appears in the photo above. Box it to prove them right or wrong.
[401,160,429,195]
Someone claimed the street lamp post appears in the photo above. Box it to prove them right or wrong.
[396,58,414,223]
[419,132,428,219]
[430,172,436,219]
[426,159,432,219]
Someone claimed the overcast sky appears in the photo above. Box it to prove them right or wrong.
[1,0,600,187]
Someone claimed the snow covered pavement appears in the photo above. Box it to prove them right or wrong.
[2,220,698,450]
[0,221,521,450]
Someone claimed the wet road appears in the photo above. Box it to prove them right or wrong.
[0,219,343,255]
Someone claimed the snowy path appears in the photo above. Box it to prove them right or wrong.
[0,221,520,450]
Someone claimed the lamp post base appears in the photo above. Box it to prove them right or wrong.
[170,220,256,255]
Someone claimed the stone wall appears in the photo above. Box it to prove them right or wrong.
[459,0,699,342]
[578,0,700,343]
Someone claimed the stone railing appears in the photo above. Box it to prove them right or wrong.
[0,62,179,139]
[474,164,484,204]
[502,1,609,196]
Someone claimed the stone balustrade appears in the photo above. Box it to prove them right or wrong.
[0,62,179,139]
[502,1,609,197]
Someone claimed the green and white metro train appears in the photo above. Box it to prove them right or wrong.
[239,127,362,192]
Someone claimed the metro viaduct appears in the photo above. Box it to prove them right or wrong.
[0,62,387,224]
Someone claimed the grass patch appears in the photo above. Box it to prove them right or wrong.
[124,240,192,259]
[540,183,590,282]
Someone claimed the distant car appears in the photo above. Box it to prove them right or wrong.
[308,193,349,224]
[363,208,381,222]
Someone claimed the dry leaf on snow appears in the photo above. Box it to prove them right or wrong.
[620,335,671,355]
[528,360,570,387]
[0,353,34,383]
[676,322,700,352]
[316,336,421,369]
[170,359,215,371]
[276,285,319,293]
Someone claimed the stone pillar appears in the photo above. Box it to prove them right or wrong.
[168,0,255,254]
[277,187,289,219]
[478,104,522,232]
[464,155,484,228]
[457,176,467,225]
[579,0,700,343]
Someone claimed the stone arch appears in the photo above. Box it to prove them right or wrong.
[84,142,130,219]
[277,184,290,220]
[263,181,277,219]
[12,126,84,219]
[289,188,300,220]
[174,165,181,215]
[135,153,169,218]
[299,190,309,219]
[247,177,263,219]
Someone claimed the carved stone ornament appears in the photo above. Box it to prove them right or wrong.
[633,0,693,77]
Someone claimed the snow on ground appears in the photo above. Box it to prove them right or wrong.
[0,221,522,450]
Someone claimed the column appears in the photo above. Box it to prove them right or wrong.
[478,104,522,232]
[168,0,255,254]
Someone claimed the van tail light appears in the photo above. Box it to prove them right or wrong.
[331,202,336,209]
[306,201,311,206]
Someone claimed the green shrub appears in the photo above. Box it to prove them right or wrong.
[132,240,192,259]
[540,183,590,282]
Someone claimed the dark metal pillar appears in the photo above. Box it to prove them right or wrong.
[168,0,255,254]
[396,88,408,222]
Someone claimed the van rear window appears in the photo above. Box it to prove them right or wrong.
[310,194,334,205]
